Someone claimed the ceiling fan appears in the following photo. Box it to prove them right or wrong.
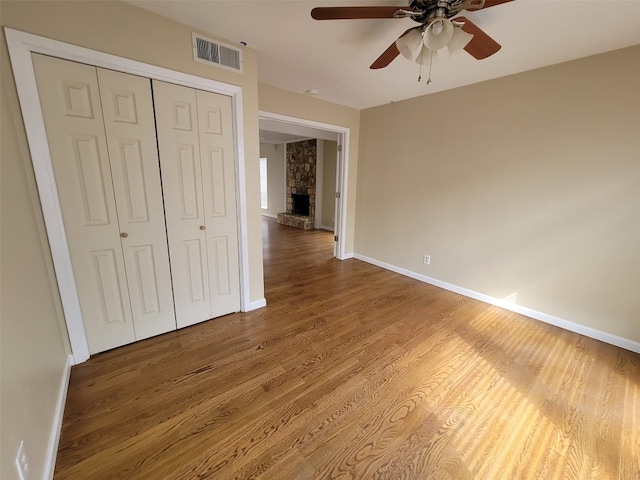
[311,0,515,70]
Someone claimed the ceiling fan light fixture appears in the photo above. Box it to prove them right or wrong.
[447,27,474,56]
[415,45,438,66]
[396,28,423,61]
[424,18,454,51]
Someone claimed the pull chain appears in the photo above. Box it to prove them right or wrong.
[418,50,434,85]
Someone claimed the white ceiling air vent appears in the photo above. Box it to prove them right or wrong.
[192,33,243,73]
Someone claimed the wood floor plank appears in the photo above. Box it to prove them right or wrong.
[54,218,640,479]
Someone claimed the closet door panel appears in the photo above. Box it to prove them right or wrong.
[153,80,212,328]
[197,90,241,316]
[184,239,208,303]
[97,68,176,340]
[33,54,135,354]
[208,235,231,296]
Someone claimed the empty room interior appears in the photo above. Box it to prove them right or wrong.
[1,1,639,479]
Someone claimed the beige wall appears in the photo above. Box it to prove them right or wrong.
[1,1,264,476]
[321,140,338,229]
[258,83,360,255]
[1,34,70,479]
[260,143,286,216]
[356,46,640,344]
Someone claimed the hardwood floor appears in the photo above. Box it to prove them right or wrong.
[55,217,640,479]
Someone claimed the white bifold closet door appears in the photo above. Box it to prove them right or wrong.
[153,80,241,328]
[33,54,176,354]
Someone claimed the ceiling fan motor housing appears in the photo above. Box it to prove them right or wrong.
[408,0,474,23]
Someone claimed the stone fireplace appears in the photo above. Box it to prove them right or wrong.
[277,139,316,230]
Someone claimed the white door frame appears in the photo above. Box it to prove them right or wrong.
[5,28,253,364]
[258,111,350,260]
[315,140,324,230]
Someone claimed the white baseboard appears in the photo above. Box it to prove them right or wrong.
[43,354,73,480]
[245,298,267,311]
[261,213,278,219]
[354,253,640,354]
[319,225,334,232]
[339,252,354,260]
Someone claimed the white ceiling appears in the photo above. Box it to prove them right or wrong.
[128,0,640,110]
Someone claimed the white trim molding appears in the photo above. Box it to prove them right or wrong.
[261,212,278,219]
[246,298,267,311]
[44,354,73,480]
[258,110,351,260]
[5,28,253,363]
[354,253,640,354]
[315,140,324,230]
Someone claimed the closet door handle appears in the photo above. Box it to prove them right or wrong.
[120,232,128,238]
[199,225,206,231]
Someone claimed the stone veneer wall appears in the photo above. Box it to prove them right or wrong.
[286,139,317,223]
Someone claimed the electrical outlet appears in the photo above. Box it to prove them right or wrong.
[15,440,29,480]
[423,254,431,265]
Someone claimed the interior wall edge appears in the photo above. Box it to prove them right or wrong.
[353,253,640,355]
[43,354,73,480]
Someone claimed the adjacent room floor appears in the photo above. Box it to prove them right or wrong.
[54,217,640,479]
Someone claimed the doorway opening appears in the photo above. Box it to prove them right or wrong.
[258,111,349,260]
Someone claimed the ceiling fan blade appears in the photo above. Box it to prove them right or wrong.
[468,0,515,9]
[370,43,400,69]
[311,6,403,20]
[457,17,501,59]
[369,27,416,69]
[483,0,516,7]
